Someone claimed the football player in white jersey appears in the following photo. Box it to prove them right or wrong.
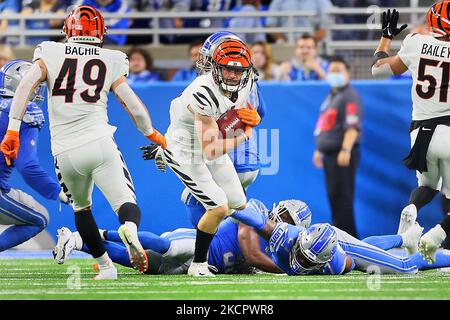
[0,5,166,280]
[163,39,261,276]
[371,4,450,264]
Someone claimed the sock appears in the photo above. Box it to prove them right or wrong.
[72,231,83,251]
[409,186,438,210]
[124,221,137,234]
[118,202,141,226]
[75,209,105,258]
[410,250,450,270]
[440,214,450,236]
[96,252,113,269]
[104,230,170,254]
[0,225,42,252]
[361,235,403,250]
[98,229,106,241]
[193,228,215,263]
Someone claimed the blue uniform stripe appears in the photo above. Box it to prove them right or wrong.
[0,192,47,227]
[339,240,417,273]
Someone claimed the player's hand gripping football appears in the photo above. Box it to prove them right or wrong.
[140,143,166,173]
[146,129,167,149]
[0,130,20,166]
[382,9,408,39]
[237,102,261,127]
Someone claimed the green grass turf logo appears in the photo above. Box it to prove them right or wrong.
[67,265,81,290]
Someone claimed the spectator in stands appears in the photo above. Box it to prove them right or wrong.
[129,0,191,44]
[0,0,20,37]
[226,0,266,44]
[192,0,238,30]
[21,0,66,46]
[127,47,161,84]
[279,34,329,81]
[313,56,363,238]
[171,40,202,82]
[0,45,15,68]
[76,0,130,45]
[250,41,281,81]
[266,0,333,43]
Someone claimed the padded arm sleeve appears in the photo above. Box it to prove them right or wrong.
[114,82,154,136]
[8,63,43,131]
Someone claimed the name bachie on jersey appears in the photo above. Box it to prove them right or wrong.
[398,33,450,121]
[32,41,129,156]
[165,72,254,158]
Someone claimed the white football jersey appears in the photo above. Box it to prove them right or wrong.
[398,33,450,121]
[165,72,254,157]
[33,41,129,156]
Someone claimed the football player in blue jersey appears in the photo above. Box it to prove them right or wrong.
[52,198,312,275]
[0,60,70,252]
[236,200,450,275]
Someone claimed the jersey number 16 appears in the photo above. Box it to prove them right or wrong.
[52,58,106,103]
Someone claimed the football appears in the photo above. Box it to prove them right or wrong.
[216,108,247,138]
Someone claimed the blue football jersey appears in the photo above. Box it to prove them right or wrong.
[0,97,45,129]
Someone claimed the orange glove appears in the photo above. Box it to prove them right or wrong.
[1,130,20,166]
[237,102,261,127]
[146,129,167,150]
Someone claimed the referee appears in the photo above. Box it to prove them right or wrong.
[313,56,363,238]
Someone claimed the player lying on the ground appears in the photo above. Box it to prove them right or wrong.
[233,200,450,275]
[0,60,71,252]
[371,4,450,263]
[54,197,450,275]
[53,199,312,274]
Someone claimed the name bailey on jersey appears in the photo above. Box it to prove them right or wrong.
[65,45,100,56]
[421,43,450,59]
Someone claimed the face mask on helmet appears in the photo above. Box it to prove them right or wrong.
[211,39,253,93]
[269,200,312,228]
[289,223,337,275]
[0,60,45,103]
[196,31,242,74]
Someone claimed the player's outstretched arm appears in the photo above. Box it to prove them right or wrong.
[238,223,284,274]
[372,9,408,78]
[195,112,252,160]
[112,76,166,149]
[0,60,47,166]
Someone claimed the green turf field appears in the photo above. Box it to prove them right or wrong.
[0,258,450,300]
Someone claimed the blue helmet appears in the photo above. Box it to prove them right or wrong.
[289,223,337,275]
[269,200,312,228]
[196,31,242,74]
[0,60,44,102]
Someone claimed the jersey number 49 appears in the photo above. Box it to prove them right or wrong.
[52,58,106,104]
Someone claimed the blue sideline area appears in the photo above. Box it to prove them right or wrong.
[5,80,443,242]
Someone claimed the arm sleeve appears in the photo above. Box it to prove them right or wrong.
[232,199,269,231]
[322,244,354,275]
[15,127,61,200]
[255,84,267,119]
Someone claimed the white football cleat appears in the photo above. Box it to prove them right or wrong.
[187,262,216,277]
[118,222,148,273]
[419,224,447,264]
[397,204,417,235]
[401,222,423,255]
[93,264,117,280]
[53,227,75,264]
